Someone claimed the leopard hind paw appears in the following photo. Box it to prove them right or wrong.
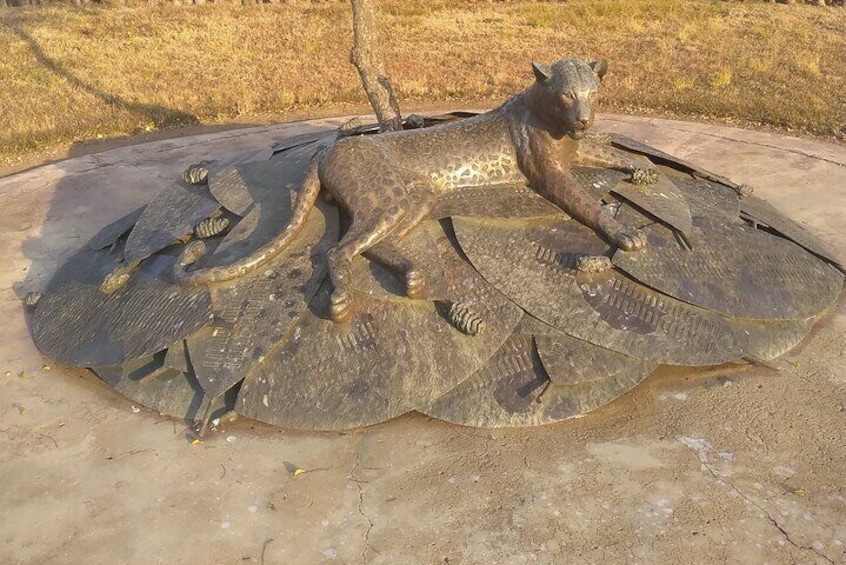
[447,301,484,336]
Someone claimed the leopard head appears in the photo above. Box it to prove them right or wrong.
[526,58,608,140]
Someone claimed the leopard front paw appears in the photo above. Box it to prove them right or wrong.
[405,268,427,300]
[613,229,648,251]
[631,166,659,186]
[182,161,212,185]
[329,289,355,324]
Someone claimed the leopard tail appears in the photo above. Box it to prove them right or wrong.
[173,159,322,287]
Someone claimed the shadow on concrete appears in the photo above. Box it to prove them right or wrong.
[7,108,338,426]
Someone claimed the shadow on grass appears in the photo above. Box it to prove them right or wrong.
[0,19,271,176]
[4,19,200,142]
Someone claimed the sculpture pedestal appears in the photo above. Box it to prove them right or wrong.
[1,115,845,564]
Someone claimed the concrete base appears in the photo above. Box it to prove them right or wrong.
[1,115,844,565]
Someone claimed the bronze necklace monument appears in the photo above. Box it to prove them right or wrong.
[25,58,844,431]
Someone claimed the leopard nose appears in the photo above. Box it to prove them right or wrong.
[574,119,589,130]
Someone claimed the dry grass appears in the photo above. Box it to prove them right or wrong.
[1,1,844,168]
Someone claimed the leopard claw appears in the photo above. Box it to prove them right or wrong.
[576,255,613,273]
[24,291,42,308]
[448,301,484,336]
[614,229,648,251]
[405,269,426,300]
[631,167,659,186]
[182,161,211,185]
[735,184,754,199]
[329,289,355,324]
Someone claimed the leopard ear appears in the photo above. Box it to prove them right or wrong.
[590,59,609,81]
[532,62,553,83]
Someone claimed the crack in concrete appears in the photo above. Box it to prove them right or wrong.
[259,537,274,565]
[349,432,375,565]
[678,438,836,564]
[726,476,835,565]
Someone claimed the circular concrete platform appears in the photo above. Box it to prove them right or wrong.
[1,115,844,565]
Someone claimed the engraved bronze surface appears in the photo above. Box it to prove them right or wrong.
[87,205,145,251]
[185,201,338,400]
[123,181,221,265]
[93,351,234,421]
[27,56,844,431]
[613,200,843,320]
[209,139,333,217]
[424,317,656,428]
[236,221,522,431]
[739,195,844,269]
[32,247,213,367]
[452,215,742,365]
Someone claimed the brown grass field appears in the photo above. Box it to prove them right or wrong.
[1,1,844,171]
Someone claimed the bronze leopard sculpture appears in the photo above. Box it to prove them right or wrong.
[174,58,658,322]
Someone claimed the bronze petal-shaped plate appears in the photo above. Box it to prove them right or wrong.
[453,215,742,365]
[209,139,332,216]
[87,205,146,251]
[42,245,123,294]
[423,318,656,428]
[93,350,234,421]
[204,147,274,177]
[737,316,816,361]
[613,202,843,320]
[184,201,339,399]
[611,159,693,237]
[610,134,747,195]
[740,195,844,269]
[31,249,212,367]
[163,339,191,373]
[236,235,522,431]
[271,130,333,155]
[672,177,740,220]
[534,335,651,386]
[123,182,220,265]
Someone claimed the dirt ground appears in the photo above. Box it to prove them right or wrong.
[1,115,844,565]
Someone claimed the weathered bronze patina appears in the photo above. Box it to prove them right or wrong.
[170,59,661,324]
[26,57,844,432]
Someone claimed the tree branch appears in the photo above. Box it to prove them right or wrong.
[350,0,402,133]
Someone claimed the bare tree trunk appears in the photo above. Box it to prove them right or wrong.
[350,0,402,133]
